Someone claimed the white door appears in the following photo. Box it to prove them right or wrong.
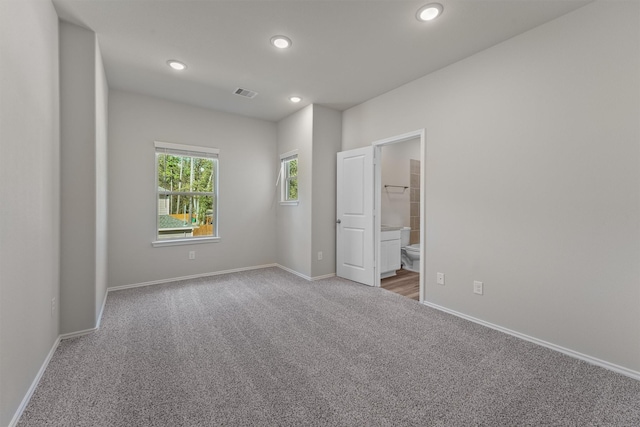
[336,146,375,286]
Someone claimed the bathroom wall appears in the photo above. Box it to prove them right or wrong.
[0,0,60,424]
[108,90,278,288]
[380,139,420,228]
[342,2,640,374]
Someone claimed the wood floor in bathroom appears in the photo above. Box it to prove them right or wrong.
[381,269,420,301]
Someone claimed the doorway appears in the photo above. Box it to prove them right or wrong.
[335,129,425,301]
[373,130,425,302]
[381,269,420,300]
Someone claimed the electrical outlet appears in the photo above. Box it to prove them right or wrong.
[51,297,56,317]
[189,251,196,260]
[318,251,323,260]
[437,272,445,285]
[474,280,483,295]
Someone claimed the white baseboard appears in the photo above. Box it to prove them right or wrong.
[59,326,99,340]
[16,291,109,424]
[108,264,335,292]
[275,264,336,281]
[107,263,279,292]
[276,264,312,280]
[422,300,640,381]
[14,291,110,424]
[311,272,336,281]
[11,264,286,425]
[59,290,109,340]
[8,336,61,427]
[11,264,296,425]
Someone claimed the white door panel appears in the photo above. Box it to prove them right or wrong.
[342,157,365,214]
[342,227,364,268]
[336,146,374,286]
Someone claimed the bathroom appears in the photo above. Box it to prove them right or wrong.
[379,137,421,299]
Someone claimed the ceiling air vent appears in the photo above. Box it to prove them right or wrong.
[234,87,258,99]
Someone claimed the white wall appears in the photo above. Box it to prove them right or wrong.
[59,22,108,334]
[277,106,313,277]
[342,1,640,373]
[311,105,342,278]
[276,104,342,279]
[107,90,277,288]
[380,139,420,228]
[95,38,109,321]
[0,0,60,425]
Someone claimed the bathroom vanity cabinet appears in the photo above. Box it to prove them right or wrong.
[380,229,401,278]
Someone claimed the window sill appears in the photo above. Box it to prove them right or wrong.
[280,201,299,206]
[152,237,221,247]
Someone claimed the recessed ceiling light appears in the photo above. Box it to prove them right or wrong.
[289,96,302,103]
[167,60,187,71]
[416,3,443,22]
[271,35,292,49]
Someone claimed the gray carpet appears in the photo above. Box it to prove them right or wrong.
[18,267,640,426]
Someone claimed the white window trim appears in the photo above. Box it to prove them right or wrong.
[279,149,298,160]
[154,141,220,245]
[155,140,219,156]
[152,236,221,247]
[279,149,298,205]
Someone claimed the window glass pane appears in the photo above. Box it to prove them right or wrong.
[157,195,215,240]
[287,178,298,201]
[158,154,181,190]
[157,154,216,194]
[156,147,218,241]
[287,158,297,177]
[281,156,298,202]
[194,157,215,193]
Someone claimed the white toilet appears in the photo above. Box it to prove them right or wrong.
[400,227,420,273]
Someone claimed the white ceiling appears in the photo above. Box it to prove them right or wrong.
[52,0,590,122]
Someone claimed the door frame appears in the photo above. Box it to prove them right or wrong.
[372,129,426,302]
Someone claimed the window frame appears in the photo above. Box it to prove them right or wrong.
[279,150,299,205]
[152,141,220,247]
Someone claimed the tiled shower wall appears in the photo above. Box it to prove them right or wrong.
[410,159,420,245]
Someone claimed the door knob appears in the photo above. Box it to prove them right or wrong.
[336,219,341,224]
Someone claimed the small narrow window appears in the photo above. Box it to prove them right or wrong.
[280,151,298,203]
[154,141,219,245]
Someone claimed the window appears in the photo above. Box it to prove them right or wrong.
[154,141,219,245]
[280,151,298,204]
